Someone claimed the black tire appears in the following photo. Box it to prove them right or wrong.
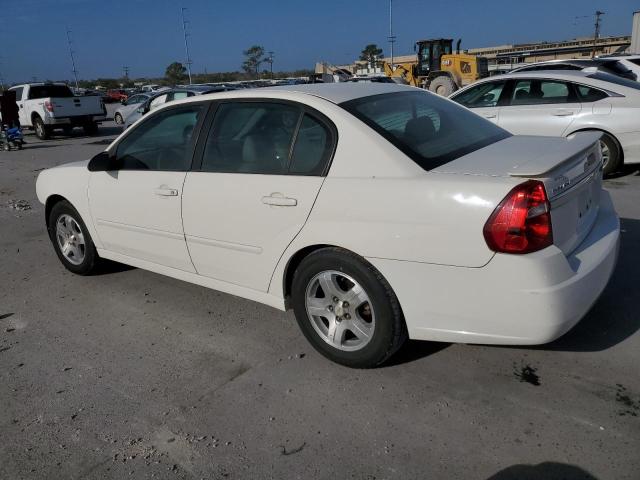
[427,75,457,96]
[114,113,124,125]
[600,133,622,176]
[33,116,49,140]
[83,122,99,136]
[48,200,100,275]
[291,247,407,368]
[62,125,74,136]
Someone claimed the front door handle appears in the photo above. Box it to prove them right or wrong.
[154,187,178,197]
[553,109,574,117]
[262,193,297,207]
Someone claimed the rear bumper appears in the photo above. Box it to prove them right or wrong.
[368,189,620,345]
[47,115,106,125]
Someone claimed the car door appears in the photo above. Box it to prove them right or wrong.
[122,94,145,117]
[182,100,336,292]
[497,78,582,136]
[89,103,206,271]
[450,80,507,124]
[10,87,27,125]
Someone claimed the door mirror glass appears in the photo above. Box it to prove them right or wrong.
[87,151,117,172]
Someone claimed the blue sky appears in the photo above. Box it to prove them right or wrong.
[1,0,637,83]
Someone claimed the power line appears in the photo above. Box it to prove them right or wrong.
[181,7,193,85]
[66,27,79,90]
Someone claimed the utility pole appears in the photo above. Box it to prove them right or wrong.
[66,28,80,90]
[592,10,605,58]
[388,0,396,70]
[123,66,130,79]
[181,7,193,85]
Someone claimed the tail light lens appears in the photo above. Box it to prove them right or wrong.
[44,100,54,112]
[483,180,553,254]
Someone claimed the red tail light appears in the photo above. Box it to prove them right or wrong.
[44,100,54,112]
[483,180,553,254]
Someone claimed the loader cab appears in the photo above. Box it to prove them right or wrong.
[415,39,454,77]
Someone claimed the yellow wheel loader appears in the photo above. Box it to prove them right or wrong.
[383,38,489,96]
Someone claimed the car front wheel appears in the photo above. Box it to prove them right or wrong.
[291,248,407,368]
[48,200,99,275]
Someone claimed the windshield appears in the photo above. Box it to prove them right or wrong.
[29,85,74,99]
[340,91,511,171]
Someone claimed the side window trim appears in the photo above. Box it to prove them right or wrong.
[191,98,338,176]
[111,101,212,172]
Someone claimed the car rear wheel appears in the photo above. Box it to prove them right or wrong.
[428,75,456,96]
[291,248,407,368]
[83,122,99,136]
[114,113,124,125]
[48,200,99,275]
[600,133,621,176]
[33,116,49,140]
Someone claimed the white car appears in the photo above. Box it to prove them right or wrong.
[35,84,619,367]
[113,93,153,125]
[602,55,640,80]
[449,70,640,175]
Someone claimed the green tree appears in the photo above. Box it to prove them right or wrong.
[360,44,383,67]
[165,62,187,85]
[242,45,265,78]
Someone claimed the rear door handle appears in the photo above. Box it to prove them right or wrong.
[482,113,497,119]
[154,187,178,196]
[553,110,574,117]
[262,193,297,207]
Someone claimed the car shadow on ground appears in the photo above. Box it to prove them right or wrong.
[606,163,640,180]
[486,462,598,480]
[526,217,639,353]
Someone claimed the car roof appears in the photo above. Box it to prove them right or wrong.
[266,82,412,104]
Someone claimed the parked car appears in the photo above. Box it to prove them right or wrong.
[9,83,106,139]
[36,83,619,367]
[510,58,637,81]
[599,54,640,80]
[123,85,236,129]
[113,93,154,125]
[449,70,640,175]
[106,89,128,103]
[346,75,408,85]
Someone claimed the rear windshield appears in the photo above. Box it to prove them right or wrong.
[341,91,510,171]
[28,85,74,99]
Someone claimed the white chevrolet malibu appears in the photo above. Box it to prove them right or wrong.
[36,83,620,368]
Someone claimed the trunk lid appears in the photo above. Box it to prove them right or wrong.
[432,132,604,256]
[46,96,105,117]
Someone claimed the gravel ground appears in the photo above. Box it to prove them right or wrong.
[1,107,639,479]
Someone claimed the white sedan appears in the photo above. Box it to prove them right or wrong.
[36,84,620,367]
[449,70,640,175]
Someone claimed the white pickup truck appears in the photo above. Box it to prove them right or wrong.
[9,83,106,139]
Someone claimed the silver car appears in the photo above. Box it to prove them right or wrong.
[449,70,640,175]
[113,93,153,125]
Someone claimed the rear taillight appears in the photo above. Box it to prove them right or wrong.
[483,180,553,254]
[44,100,54,112]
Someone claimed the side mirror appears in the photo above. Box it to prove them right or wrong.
[87,151,117,172]
[121,98,127,105]
[137,105,148,114]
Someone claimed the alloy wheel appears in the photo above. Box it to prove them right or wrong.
[55,214,86,265]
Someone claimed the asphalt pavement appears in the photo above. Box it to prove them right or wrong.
[1,106,639,479]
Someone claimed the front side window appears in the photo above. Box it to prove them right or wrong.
[127,95,144,105]
[201,102,300,174]
[452,81,505,108]
[341,91,510,171]
[510,80,575,105]
[116,105,203,171]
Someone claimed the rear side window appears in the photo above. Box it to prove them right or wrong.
[341,91,510,171]
[289,114,332,175]
[201,102,300,175]
[28,85,74,99]
[575,84,608,102]
[511,80,575,105]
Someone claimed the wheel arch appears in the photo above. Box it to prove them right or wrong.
[44,194,71,229]
[282,244,335,306]
[31,111,42,123]
[566,127,624,163]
